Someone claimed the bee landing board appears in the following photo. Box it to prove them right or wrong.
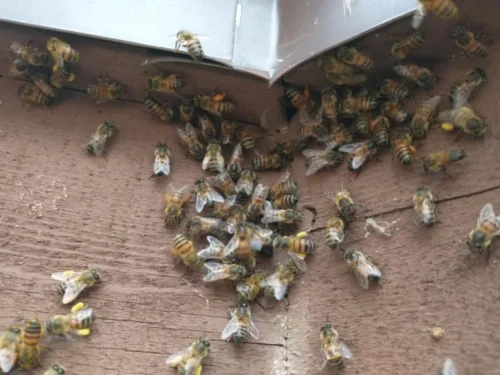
[0,0,415,85]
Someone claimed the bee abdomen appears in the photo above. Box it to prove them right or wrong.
[374,131,390,148]
[470,43,489,59]
[273,195,299,208]
[396,146,412,165]
[187,41,204,60]
[328,356,344,369]
[63,48,81,63]
[233,326,248,344]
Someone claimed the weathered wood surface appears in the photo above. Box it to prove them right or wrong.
[0,6,500,373]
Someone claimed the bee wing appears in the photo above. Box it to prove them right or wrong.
[277,170,291,184]
[165,346,194,367]
[329,228,345,243]
[225,195,237,207]
[220,313,239,340]
[478,203,496,226]
[154,155,170,176]
[437,109,455,122]
[51,270,79,282]
[340,342,352,359]
[0,343,17,373]
[185,122,198,138]
[182,356,204,374]
[207,186,225,203]
[74,306,94,322]
[411,2,427,29]
[249,235,264,252]
[248,318,259,339]
[251,183,264,201]
[451,86,469,109]
[62,279,88,304]
[338,142,363,154]
[261,274,287,301]
[215,152,225,172]
[288,251,307,272]
[318,343,329,370]
[198,236,224,259]
[201,152,211,170]
[350,151,370,170]
[230,143,243,161]
[196,192,207,213]
[302,149,325,158]
[354,256,381,289]
[441,358,457,375]
[236,177,253,195]
[223,235,239,257]
[305,156,329,176]
[203,262,229,282]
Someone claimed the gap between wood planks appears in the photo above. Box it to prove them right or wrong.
[310,184,500,233]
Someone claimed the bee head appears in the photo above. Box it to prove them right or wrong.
[199,337,210,348]
[9,326,21,334]
[471,68,487,82]
[450,25,467,39]
[321,323,332,332]
[344,249,357,262]
[237,300,249,308]
[336,46,350,60]
[91,268,101,282]
[195,178,205,185]
[236,265,247,278]
[52,365,66,374]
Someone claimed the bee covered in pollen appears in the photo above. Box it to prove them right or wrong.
[262,201,302,225]
[152,143,171,177]
[202,141,225,173]
[394,64,436,89]
[174,30,205,60]
[336,46,374,71]
[236,271,267,301]
[51,268,101,304]
[164,184,193,225]
[147,73,184,92]
[325,216,345,249]
[46,37,81,67]
[272,232,315,272]
[450,25,489,59]
[438,105,486,138]
[86,120,119,156]
[195,178,225,213]
[319,323,352,370]
[413,186,438,227]
[144,95,174,122]
[177,122,205,161]
[221,301,259,344]
[303,148,343,176]
[166,337,210,375]
[411,95,442,139]
[0,326,22,373]
[466,203,500,256]
[86,74,125,103]
[171,234,203,268]
[422,147,466,174]
[203,262,247,283]
[261,263,299,301]
[18,318,43,370]
[45,302,94,338]
[344,249,381,289]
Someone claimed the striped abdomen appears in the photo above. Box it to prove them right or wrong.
[295,239,315,255]
[23,319,42,345]
[252,154,282,171]
[71,314,94,330]
[460,36,489,59]
[395,143,413,165]
[236,130,255,149]
[425,0,458,19]
[213,101,234,113]
[285,87,308,109]
[186,40,204,60]
[233,325,248,344]
[173,234,193,256]
[61,47,81,63]
[145,96,173,121]
[355,97,378,111]
[273,195,299,208]
[327,355,345,369]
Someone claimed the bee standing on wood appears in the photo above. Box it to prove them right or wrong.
[166,337,210,375]
[202,141,224,173]
[164,184,192,225]
[320,324,352,370]
[206,196,237,220]
[18,318,42,370]
[321,87,338,121]
[195,178,225,213]
[272,232,315,271]
[325,216,345,249]
[330,187,356,222]
[422,147,466,174]
[381,101,410,124]
[261,264,299,301]
[221,120,236,145]
[439,106,486,138]
[336,46,374,71]
[46,37,81,67]
[387,31,425,60]
[179,100,195,122]
[467,203,500,256]
[339,140,378,172]
[236,271,267,301]
[344,249,381,289]
[221,301,259,343]
[413,186,437,227]
[152,143,171,177]
[262,201,302,225]
[227,143,243,179]
[251,151,283,171]
[450,25,489,59]
[19,83,53,107]
[171,234,203,268]
[378,79,410,101]
[370,115,391,148]
[177,122,205,161]
[411,95,441,139]
[147,73,184,92]
[86,121,118,156]
[11,41,50,66]
[144,95,174,122]
[51,268,101,304]
[394,64,436,89]
[449,68,487,106]
[0,326,22,373]
[203,262,247,282]
[247,183,269,220]
[236,169,257,196]
[87,74,125,103]
[45,302,94,337]
[392,129,416,166]
[303,148,343,176]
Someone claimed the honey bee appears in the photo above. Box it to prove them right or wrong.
[221,301,259,343]
[394,64,436,89]
[438,106,486,138]
[203,262,247,282]
[251,151,283,171]
[321,87,338,121]
[387,31,426,60]
[18,318,42,370]
[164,184,193,225]
[449,68,487,107]
[319,324,352,370]
[423,147,466,174]
[336,46,374,71]
[303,148,343,176]
[166,337,210,375]
[221,120,236,145]
[282,81,313,111]
[268,171,298,200]
[51,63,75,88]
[197,236,229,262]
[227,143,243,178]
[273,232,315,271]
[344,249,381,289]
[10,41,50,66]
[152,143,171,177]
[381,101,410,124]
[467,203,500,255]
[236,169,257,196]
[194,94,234,115]
[52,268,100,304]
[236,271,267,301]
[0,326,22,373]
[325,216,345,249]
[411,95,442,139]
[262,201,302,225]
[319,55,357,74]
[269,140,300,166]
[440,358,457,375]
[207,170,236,197]
[273,194,299,209]
[247,183,269,219]
[202,142,224,173]
[195,178,224,212]
[44,364,66,375]
[177,122,205,160]
[338,140,378,172]
[175,30,205,60]
[9,58,34,78]
[413,186,437,227]
[392,129,416,166]
[86,120,118,156]
[224,222,271,263]
[369,115,391,148]
[185,216,223,236]
[261,263,299,301]
[144,95,174,122]
[19,82,53,107]
[338,88,379,115]
[179,100,195,123]
[223,204,247,234]
[147,73,184,92]
[321,124,354,150]
[354,112,371,136]
[171,234,203,268]
[299,108,329,142]
[378,79,410,101]
[325,72,368,86]
[87,74,125,103]
[330,187,356,222]
[206,195,237,220]
[450,25,489,59]
[235,125,255,150]
[197,113,217,141]
[412,0,459,29]
[46,37,81,67]
[46,302,94,337]
[31,70,57,98]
